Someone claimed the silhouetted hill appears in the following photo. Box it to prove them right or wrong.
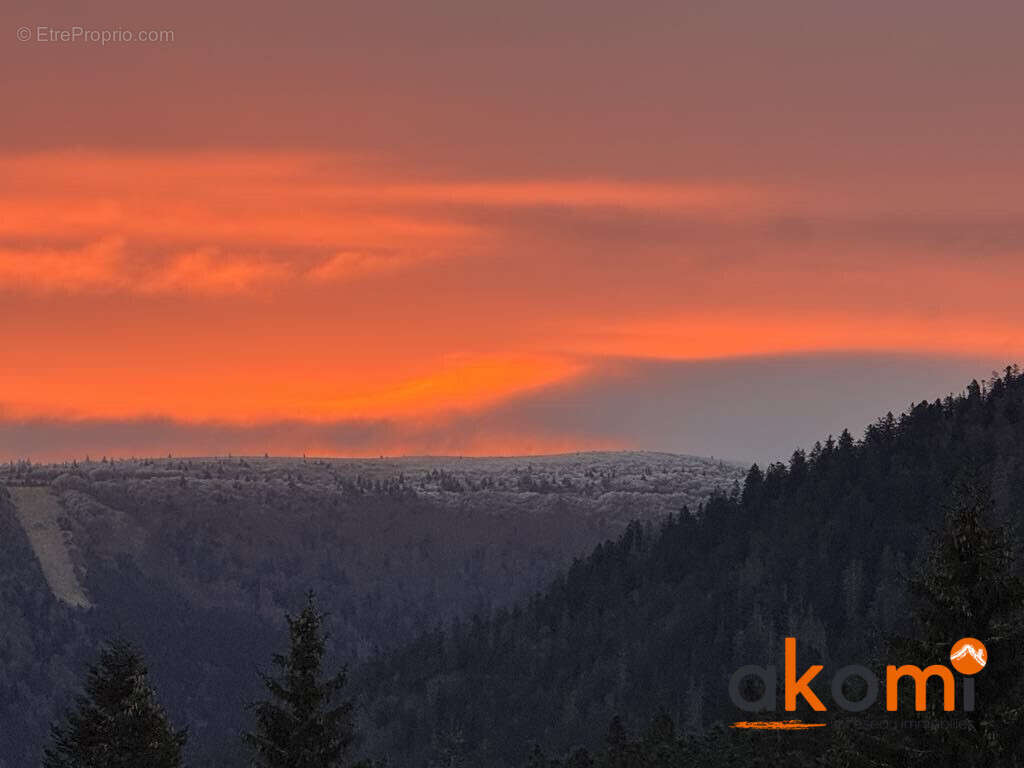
[354,367,1024,766]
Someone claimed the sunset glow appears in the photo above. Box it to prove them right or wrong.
[4,0,1023,461]
[2,147,1022,459]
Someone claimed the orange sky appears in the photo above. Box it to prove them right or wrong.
[3,1,1023,460]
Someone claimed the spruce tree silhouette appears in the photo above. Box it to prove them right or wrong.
[902,480,1024,765]
[43,640,186,768]
[837,480,1024,768]
[244,591,356,768]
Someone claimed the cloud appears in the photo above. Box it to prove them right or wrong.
[306,251,424,284]
[3,150,1023,446]
[139,249,290,295]
[10,151,1023,308]
[450,353,1002,463]
[0,237,127,293]
[363,180,757,211]
[0,243,290,296]
[0,353,1004,464]
[0,150,780,300]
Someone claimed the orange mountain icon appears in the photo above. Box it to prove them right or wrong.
[949,638,987,675]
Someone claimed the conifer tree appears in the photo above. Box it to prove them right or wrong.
[600,716,632,768]
[43,640,186,768]
[244,591,356,768]
[852,480,1024,768]
[904,480,1024,764]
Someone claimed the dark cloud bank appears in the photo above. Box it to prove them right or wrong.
[1,353,1003,465]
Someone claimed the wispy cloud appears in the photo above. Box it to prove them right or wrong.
[0,237,127,293]
[0,243,290,296]
[2,149,1023,448]
[306,251,435,284]
[139,249,290,296]
[0,150,773,298]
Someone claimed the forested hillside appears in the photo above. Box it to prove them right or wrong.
[0,452,739,766]
[355,368,1024,766]
[8,368,1024,767]
[0,488,88,766]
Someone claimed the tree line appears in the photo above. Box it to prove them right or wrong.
[41,477,1024,766]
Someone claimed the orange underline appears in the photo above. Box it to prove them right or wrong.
[731,720,828,730]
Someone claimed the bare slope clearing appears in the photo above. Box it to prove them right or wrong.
[8,486,91,609]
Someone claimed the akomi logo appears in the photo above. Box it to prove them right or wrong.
[729,637,986,729]
[949,637,987,675]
